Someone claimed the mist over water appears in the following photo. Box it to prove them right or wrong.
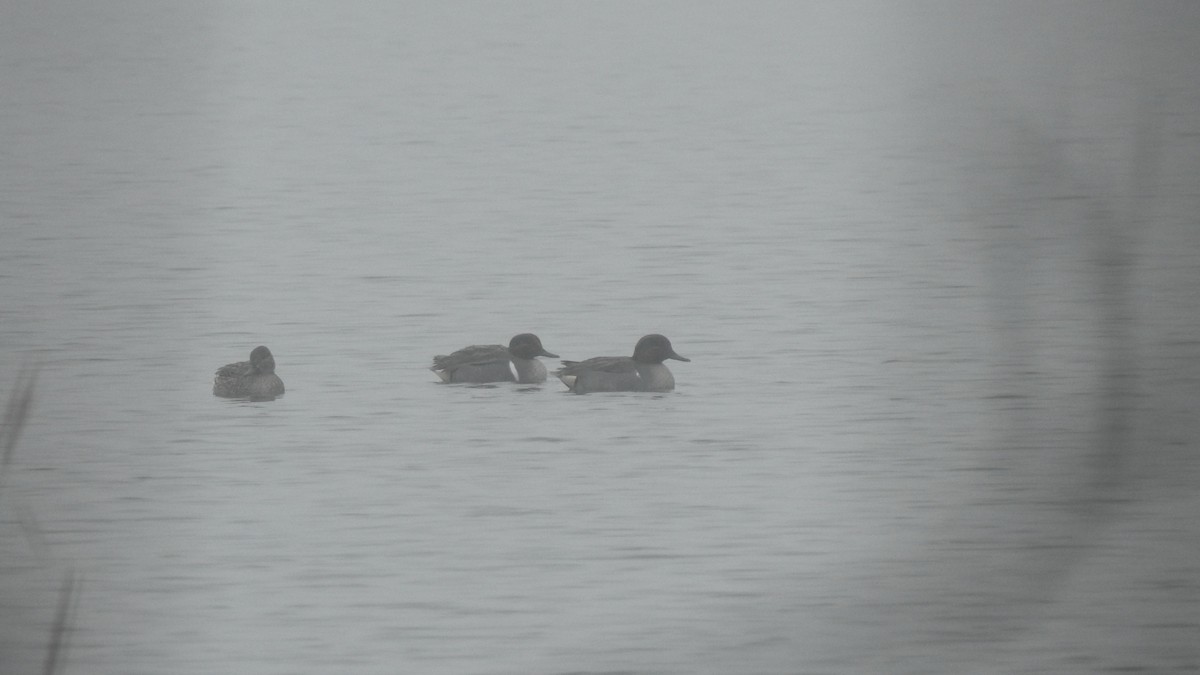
[2,3,1198,674]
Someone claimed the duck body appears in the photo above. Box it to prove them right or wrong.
[557,334,689,394]
[556,357,678,393]
[213,345,285,400]
[431,333,558,384]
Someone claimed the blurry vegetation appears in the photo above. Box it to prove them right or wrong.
[1,368,80,675]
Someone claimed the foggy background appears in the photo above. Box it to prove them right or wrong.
[2,2,1198,674]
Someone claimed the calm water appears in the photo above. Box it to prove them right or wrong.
[2,3,1199,674]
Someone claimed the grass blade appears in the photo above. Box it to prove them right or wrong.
[1,366,38,478]
[42,570,81,675]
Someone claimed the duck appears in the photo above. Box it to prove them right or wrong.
[213,345,285,400]
[431,333,559,384]
[556,334,689,393]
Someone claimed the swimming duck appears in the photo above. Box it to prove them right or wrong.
[213,345,285,400]
[431,333,559,384]
[556,334,690,393]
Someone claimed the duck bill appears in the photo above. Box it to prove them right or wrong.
[668,350,690,362]
[538,349,560,358]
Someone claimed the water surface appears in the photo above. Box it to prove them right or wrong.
[2,3,1198,674]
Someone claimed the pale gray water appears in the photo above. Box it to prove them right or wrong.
[2,3,1199,674]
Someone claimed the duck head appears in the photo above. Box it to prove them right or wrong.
[249,345,277,374]
[509,333,559,360]
[632,334,689,364]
